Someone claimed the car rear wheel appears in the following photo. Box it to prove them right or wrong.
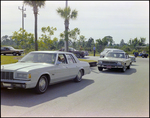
[98,67,103,71]
[81,55,84,58]
[35,75,48,94]
[74,70,83,82]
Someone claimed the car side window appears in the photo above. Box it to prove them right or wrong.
[66,54,77,64]
[57,54,67,64]
[1,47,5,50]
[125,54,129,59]
[6,48,9,50]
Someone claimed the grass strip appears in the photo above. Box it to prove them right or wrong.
[1,55,23,65]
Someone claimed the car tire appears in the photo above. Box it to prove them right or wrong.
[13,52,17,56]
[76,54,80,58]
[98,67,103,71]
[127,64,131,69]
[35,75,48,94]
[74,70,83,82]
[18,53,21,56]
[121,64,126,72]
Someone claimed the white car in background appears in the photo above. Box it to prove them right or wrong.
[97,51,131,72]
[100,48,136,64]
[1,51,91,94]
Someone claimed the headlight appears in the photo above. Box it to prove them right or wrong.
[117,62,122,65]
[15,73,31,80]
[16,73,27,78]
[98,60,102,64]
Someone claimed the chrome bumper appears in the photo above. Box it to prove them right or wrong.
[97,63,123,69]
[1,79,31,89]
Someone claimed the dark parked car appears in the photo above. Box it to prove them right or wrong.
[1,46,24,56]
[59,47,85,58]
[83,51,89,56]
[139,52,148,58]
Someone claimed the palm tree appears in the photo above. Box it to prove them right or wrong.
[56,6,78,52]
[24,0,45,51]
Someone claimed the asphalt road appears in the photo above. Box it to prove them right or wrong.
[1,56,149,117]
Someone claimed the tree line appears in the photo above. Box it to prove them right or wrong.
[1,28,149,55]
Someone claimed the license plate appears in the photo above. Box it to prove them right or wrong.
[3,83,12,87]
[106,66,111,69]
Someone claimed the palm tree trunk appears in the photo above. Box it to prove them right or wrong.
[33,2,38,51]
[65,19,69,52]
[34,12,38,51]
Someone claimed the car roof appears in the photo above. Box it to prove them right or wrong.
[30,51,73,54]
[2,46,13,48]
[108,51,126,54]
[103,48,124,52]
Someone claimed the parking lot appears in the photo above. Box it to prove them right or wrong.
[1,57,149,117]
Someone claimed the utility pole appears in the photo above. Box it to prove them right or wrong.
[18,3,26,35]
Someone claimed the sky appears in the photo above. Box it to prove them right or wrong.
[1,1,149,44]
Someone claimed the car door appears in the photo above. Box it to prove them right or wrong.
[125,53,131,66]
[51,53,70,83]
[65,54,79,78]
[4,47,11,54]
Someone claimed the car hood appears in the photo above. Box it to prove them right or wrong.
[129,55,134,58]
[1,62,54,72]
[14,49,24,51]
[98,57,126,62]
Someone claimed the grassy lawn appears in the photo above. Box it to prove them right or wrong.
[1,55,23,65]
[78,59,97,62]
[1,55,96,65]
[88,53,100,56]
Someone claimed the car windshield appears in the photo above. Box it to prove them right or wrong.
[69,48,77,51]
[105,52,125,58]
[102,50,110,53]
[8,47,15,50]
[20,53,57,64]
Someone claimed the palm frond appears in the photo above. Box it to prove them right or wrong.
[24,0,45,8]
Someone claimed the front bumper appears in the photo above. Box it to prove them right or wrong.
[1,79,32,89]
[97,63,123,69]
[130,58,136,62]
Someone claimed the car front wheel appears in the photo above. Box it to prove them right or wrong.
[35,75,48,94]
[75,53,80,58]
[98,67,103,71]
[127,63,131,69]
[13,52,17,56]
[121,64,126,72]
[74,70,83,82]
[18,53,21,56]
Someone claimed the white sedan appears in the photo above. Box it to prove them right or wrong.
[1,51,91,94]
[97,51,131,72]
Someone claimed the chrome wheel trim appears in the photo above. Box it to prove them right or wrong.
[123,65,126,72]
[77,70,82,81]
[39,77,47,92]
